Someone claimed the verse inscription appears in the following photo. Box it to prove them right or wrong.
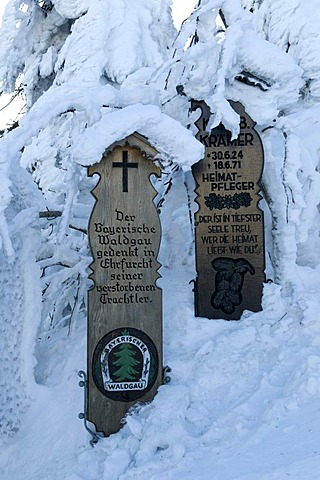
[192,101,265,320]
[87,139,162,436]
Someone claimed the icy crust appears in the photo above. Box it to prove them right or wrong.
[0,185,42,440]
[0,240,29,439]
[253,102,320,297]
[0,1,67,102]
[53,0,88,19]
[0,82,202,210]
[165,0,303,136]
[237,32,303,94]
[255,0,320,99]
[55,0,161,85]
[73,104,204,170]
[277,105,320,267]
[0,0,174,101]
[56,0,175,85]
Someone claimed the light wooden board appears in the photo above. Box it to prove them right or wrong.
[87,141,162,436]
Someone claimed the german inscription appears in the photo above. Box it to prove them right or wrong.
[192,101,265,320]
[87,138,162,436]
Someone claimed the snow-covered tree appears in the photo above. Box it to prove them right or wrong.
[163,0,320,294]
[0,0,320,460]
[0,0,202,438]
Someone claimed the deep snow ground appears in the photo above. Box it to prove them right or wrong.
[2,169,320,480]
[1,260,320,480]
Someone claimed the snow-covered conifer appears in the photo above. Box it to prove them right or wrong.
[0,0,196,439]
[163,0,320,292]
[0,0,320,464]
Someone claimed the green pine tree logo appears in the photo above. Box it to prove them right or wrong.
[112,342,141,382]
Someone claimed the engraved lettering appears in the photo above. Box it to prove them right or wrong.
[192,101,265,319]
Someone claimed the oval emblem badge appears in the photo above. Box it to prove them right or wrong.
[92,327,159,402]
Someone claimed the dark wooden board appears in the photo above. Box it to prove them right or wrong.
[192,101,265,320]
[87,139,162,436]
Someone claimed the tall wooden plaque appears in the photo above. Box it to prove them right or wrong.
[192,101,265,320]
[87,135,162,436]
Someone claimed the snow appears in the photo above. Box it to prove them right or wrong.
[0,0,320,479]
[255,0,320,99]
[73,104,204,170]
[2,266,320,479]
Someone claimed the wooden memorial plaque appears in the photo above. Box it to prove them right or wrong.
[87,135,162,436]
[192,100,265,320]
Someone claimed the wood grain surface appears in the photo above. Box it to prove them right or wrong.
[192,101,265,320]
[87,140,162,436]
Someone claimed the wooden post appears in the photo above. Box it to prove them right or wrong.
[192,100,265,320]
[87,135,162,436]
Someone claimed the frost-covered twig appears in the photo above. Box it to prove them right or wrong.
[39,211,62,218]
[36,1,53,12]
[235,71,271,91]
[68,273,80,336]
[0,87,23,113]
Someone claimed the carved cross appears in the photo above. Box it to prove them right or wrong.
[112,150,138,192]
